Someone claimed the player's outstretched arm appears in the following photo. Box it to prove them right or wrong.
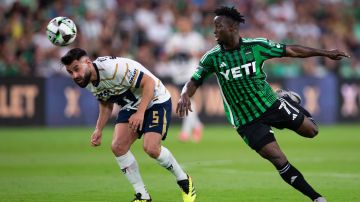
[285,45,350,60]
[91,101,114,146]
[176,80,199,117]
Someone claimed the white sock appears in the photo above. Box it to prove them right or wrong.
[115,151,150,199]
[156,146,187,181]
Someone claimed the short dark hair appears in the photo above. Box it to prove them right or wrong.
[61,48,88,65]
[214,6,245,24]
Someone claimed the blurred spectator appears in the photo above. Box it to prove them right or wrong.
[0,0,357,79]
[160,15,206,142]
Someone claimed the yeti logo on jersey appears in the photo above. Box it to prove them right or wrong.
[219,62,256,80]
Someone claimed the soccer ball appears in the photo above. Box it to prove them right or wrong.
[46,16,77,46]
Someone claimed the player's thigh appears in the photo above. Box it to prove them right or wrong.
[112,123,138,154]
[266,99,305,131]
[142,99,172,140]
[142,99,172,157]
[257,141,288,168]
[237,121,275,152]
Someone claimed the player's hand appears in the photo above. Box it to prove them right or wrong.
[327,49,350,60]
[129,111,144,133]
[91,129,102,147]
[176,93,193,118]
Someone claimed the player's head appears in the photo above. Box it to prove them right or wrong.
[213,6,245,44]
[61,48,92,88]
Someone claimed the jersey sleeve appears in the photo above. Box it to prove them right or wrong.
[256,38,286,59]
[191,52,215,86]
[120,62,144,88]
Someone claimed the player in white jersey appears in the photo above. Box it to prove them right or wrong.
[61,48,196,202]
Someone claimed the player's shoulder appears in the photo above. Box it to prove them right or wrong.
[200,45,221,61]
[242,37,270,45]
[94,56,119,67]
[94,56,137,69]
[206,44,221,55]
[93,56,122,78]
[242,37,282,48]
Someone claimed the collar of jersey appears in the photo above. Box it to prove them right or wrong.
[92,62,100,87]
[220,37,243,52]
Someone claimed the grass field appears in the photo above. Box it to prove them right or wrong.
[0,124,359,202]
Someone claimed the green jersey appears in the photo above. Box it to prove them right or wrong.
[192,37,286,127]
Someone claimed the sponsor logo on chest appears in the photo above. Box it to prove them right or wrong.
[219,61,256,80]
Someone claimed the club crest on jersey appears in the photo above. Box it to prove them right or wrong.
[219,62,256,80]
[245,51,254,61]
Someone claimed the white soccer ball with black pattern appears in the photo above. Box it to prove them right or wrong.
[46,16,77,46]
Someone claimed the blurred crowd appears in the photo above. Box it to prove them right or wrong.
[0,0,360,79]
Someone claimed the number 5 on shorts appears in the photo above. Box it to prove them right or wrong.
[152,111,159,124]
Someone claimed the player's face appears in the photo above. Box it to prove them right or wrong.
[213,16,235,45]
[65,57,91,88]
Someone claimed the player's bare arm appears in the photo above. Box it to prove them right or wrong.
[176,80,199,117]
[91,101,113,146]
[285,45,350,60]
[128,74,155,132]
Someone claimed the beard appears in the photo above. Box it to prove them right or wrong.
[74,71,91,88]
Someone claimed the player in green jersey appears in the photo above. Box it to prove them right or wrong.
[176,6,349,202]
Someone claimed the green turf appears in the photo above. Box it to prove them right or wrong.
[0,124,359,202]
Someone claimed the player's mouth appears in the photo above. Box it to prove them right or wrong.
[74,78,83,85]
[74,78,88,88]
[215,34,220,42]
[215,36,221,43]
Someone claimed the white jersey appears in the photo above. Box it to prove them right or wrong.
[86,56,171,110]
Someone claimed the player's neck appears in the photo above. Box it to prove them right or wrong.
[222,36,241,50]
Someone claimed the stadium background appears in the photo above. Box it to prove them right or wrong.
[0,0,360,201]
[1,0,360,125]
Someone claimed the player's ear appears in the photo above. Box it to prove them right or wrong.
[84,57,92,64]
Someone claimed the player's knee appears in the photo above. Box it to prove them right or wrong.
[143,144,160,158]
[304,124,318,138]
[298,128,317,138]
[111,142,127,156]
[297,118,319,138]
[309,126,318,138]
